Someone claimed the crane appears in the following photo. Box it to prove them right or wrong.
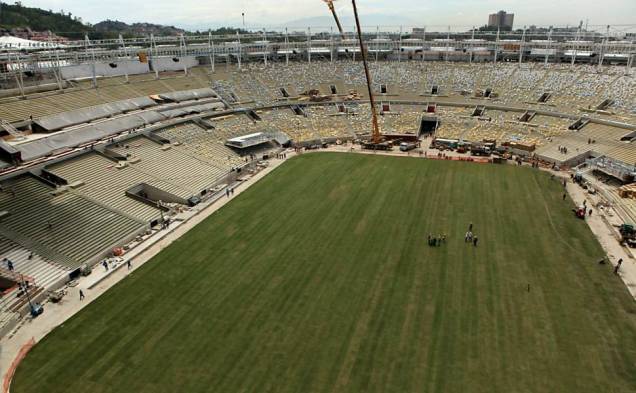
[322,0,346,40]
[319,0,381,144]
[351,0,381,143]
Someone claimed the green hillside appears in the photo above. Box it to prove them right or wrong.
[0,2,90,39]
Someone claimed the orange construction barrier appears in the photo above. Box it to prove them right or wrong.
[3,337,35,393]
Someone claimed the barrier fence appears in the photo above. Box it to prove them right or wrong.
[425,153,491,163]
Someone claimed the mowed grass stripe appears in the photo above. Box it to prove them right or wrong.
[13,153,636,393]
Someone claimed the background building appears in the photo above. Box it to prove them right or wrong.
[488,11,515,30]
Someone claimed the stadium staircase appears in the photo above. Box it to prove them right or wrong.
[0,234,70,335]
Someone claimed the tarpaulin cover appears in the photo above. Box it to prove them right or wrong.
[19,111,166,161]
[34,97,157,132]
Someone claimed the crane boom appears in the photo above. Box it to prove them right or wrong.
[351,0,381,143]
[323,0,346,40]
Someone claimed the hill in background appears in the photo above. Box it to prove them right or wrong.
[93,20,185,37]
[0,2,90,39]
[0,2,188,40]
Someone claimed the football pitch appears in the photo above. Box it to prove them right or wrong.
[13,153,636,392]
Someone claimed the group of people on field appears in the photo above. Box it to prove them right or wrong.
[427,233,446,247]
[464,223,479,246]
[427,223,479,248]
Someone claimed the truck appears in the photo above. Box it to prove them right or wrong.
[619,224,636,247]
[399,142,417,152]
[471,144,491,156]
[433,138,459,150]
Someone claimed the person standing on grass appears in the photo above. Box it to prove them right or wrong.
[473,236,479,247]
[614,259,623,275]
[469,222,473,231]
[563,193,567,201]
[79,289,85,301]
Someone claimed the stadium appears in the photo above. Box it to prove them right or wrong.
[0,2,635,391]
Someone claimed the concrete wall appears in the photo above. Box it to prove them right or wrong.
[149,56,198,72]
[60,60,150,80]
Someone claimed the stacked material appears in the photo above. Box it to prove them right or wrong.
[618,183,636,199]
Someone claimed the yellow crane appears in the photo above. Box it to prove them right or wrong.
[322,0,346,40]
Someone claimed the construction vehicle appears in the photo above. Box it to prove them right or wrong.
[362,141,392,151]
[619,224,636,247]
[399,142,416,152]
[573,171,584,184]
[456,142,471,154]
[471,143,491,156]
[573,205,586,219]
[433,138,458,150]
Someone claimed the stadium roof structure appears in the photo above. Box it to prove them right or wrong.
[0,36,65,50]
[18,111,166,161]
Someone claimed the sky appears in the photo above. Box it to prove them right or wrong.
[15,0,636,31]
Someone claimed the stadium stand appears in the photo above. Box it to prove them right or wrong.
[0,175,144,269]
[106,135,227,198]
[45,152,163,223]
[0,59,633,339]
[155,122,244,169]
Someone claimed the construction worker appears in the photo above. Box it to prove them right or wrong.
[614,259,623,275]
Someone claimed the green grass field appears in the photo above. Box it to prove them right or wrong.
[13,153,636,393]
